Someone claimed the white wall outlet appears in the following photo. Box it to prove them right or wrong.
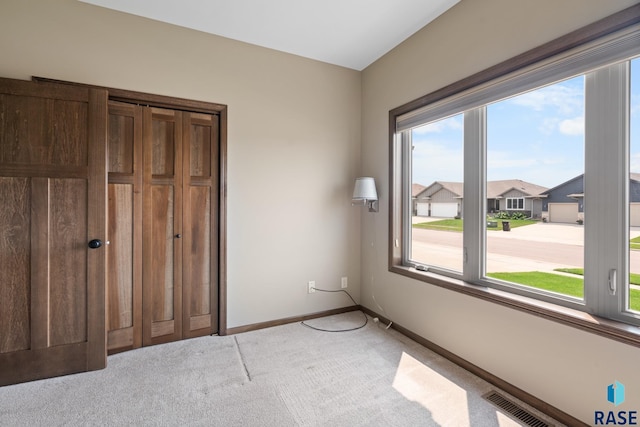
[308,281,315,294]
[341,276,348,289]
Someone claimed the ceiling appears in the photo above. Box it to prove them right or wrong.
[79,0,460,70]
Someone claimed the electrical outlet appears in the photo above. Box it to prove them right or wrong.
[341,276,348,289]
[308,281,315,294]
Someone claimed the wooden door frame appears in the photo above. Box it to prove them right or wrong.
[34,77,229,336]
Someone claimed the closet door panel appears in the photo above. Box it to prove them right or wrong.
[183,112,218,337]
[150,185,175,322]
[106,101,142,353]
[107,184,134,332]
[187,186,211,317]
[108,113,135,174]
[143,107,182,345]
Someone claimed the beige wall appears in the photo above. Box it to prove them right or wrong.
[0,0,362,327]
[361,0,640,423]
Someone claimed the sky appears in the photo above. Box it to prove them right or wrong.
[412,57,640,189]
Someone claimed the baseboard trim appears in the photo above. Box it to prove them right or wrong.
[225,305,360,335]
[359,306,588,427]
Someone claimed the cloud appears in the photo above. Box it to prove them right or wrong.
[558,116,584,136]
[412,141,463,184]
[508,80,583,116]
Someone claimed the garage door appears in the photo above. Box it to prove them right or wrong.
[631,203,640,227]
[431,203,458,218]
[548,203,579,223]
[416,203,429,216]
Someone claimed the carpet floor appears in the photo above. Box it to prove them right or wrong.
[0,312,560,426]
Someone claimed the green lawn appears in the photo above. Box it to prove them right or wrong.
[554,267,640,285]
[413,218,536,232]
[488,270,640,311]
[487,271,584,298]
[631,235,640,250]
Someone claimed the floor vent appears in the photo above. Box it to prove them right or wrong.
[483,391,554,427]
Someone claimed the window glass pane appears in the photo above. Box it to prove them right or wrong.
[629,57,640,314]
[411,114,464,272]
[485,76,585,300]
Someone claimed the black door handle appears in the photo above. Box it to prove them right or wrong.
[88,239,103,249]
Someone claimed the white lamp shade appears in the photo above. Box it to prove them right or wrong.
[352,177,378,201]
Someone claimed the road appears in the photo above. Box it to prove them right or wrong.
[410,225,640,273]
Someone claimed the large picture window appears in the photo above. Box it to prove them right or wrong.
[390,16,640,329]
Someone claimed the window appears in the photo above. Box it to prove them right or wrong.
[505,198,524,210]
[411,114,464,273]
[486,76,585,300]
[629,56,640,315]
[390,15,640,329]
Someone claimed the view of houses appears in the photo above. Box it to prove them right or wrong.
[413,174,640,225]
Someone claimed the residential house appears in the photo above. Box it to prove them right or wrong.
[541,173,640,225]
[1,0,639,424]
[411,182,426,215]
[414,179,547,218]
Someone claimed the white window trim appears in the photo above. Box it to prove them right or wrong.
[506,198,525,211]
[389,6,640,344]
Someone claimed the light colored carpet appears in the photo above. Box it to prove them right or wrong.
[0,312,559,426]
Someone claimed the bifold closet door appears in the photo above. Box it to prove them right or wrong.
[182,112,219,338]
[0,78,107,385]
[106,101,143,352]
[106,104,219,351]
[143,107,184,346]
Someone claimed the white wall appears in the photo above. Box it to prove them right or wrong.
[0,0,363,328]
[361,0,640,423]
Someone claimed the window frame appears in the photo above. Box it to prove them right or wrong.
[506,197,524,211]
[389,5,640,347]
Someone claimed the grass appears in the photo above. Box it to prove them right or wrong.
[487,271,584,298]
[413,218,537,232]
[631,235,640,250]
[488,270,640,311]
[554,267,640,285]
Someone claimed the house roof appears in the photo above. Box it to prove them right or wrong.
[487,179,548,199]
[417,181,464,199]
[415,179,547,199]
[541,173,640,197]
[540,174,583,195]
[412,183,427,197]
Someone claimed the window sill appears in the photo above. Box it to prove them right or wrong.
[390,265,640,348]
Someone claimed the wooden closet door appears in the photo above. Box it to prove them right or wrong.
[106,101,143,353]
[182,112,219,338]
[142,107,183,346]
[0,78,107,385]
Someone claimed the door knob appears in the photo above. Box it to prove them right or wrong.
[88,239,103,249]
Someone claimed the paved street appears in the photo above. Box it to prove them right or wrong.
[410,220,640,274]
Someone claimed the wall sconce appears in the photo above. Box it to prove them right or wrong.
[352,177,378,212]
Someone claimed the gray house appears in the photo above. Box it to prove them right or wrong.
[414,179,548,218]
[541,173,640,225]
